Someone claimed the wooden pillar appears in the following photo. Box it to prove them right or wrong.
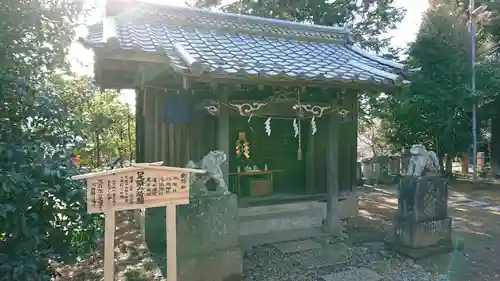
[324,113,342,235]
[135,74,146,238]
[350,93,359,190]
[306,132,316,194]
[135,87,145,163]
[135,68,146,164]
[218,91,230,187]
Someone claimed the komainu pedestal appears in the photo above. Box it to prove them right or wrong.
[145,194,242,281]
[145,151,242,281]
[387,176,453,259]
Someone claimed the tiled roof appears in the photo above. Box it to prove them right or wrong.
[84,2,415,86]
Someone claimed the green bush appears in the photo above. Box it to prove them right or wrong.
[0,1,102,280]
[0,74,102,280]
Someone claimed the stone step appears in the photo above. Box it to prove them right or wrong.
[238,207,325,236]
[239,227,327,249]
[238,201,326,218]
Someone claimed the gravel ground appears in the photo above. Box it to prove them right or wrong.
[56,179,500,281]
[243,237,448,281]
[57,211,447,281]
[359,180,500,281]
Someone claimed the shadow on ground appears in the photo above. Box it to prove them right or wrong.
[355,180,500,281]
[56,211,165,281]
[56,179,500,281]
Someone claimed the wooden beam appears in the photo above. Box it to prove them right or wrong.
[188,74,406,92]
[229,100,334,117]
[324,112,342,235]
[197,98,345,118]
[95,48,171,63]
[98,58,140,72]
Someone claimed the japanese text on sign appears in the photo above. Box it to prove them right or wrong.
[86,169,190,213]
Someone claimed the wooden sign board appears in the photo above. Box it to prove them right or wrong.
[71,162,205,281]
[72,163,203,213]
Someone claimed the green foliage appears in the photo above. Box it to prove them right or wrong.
[476,60,500,117]
[380,7,472,157]
[437,0,500,52]
[0,1,108,280]
[0,73,103,281]
[80,90,135,169]
[55,77,136,169]
[187,0,405,52]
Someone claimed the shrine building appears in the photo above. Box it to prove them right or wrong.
[83,0,415,251]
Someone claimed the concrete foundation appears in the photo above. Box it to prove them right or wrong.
[145,194,242,281]
[238,193,358,247]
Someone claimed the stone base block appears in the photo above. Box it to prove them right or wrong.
[397,176,448,221]
[145,194,242,281]
[387,216,453,259]
[385,238,453,259]
[392,217,452,249]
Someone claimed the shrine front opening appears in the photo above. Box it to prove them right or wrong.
[230,116,309,198]
[217,88,357,207]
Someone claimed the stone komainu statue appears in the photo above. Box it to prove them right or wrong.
[406,144,440,177]
[186,150,229,195]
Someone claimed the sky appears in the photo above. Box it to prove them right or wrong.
[70,0,429,106]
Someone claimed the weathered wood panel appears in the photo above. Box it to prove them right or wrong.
[309,117,328,194]
[338,93,358,194]
[136,87,217,166]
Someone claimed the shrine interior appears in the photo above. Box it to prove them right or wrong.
[231,117,303,191]
[230,115,336,206]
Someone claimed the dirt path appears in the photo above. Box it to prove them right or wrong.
[355,181,500,281]
[56,211,164,281]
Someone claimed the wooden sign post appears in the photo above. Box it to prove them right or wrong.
[71,161,205,281]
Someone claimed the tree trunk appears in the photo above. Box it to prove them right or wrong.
[118,127,125,167]
[445,154,453,176]
[438,153,445,174]
[491,116,500,178]
[461,154,469,175]
[127,109,133,163]
[95,131,101,168]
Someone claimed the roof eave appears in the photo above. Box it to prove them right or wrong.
[87,43,412,90]
[183,72,411,90]
[347,45,417,75]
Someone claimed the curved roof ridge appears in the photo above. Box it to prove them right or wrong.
[136,0,349,36]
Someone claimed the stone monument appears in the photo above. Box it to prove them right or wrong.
[145,150,243,281]
[386,144,453,259]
